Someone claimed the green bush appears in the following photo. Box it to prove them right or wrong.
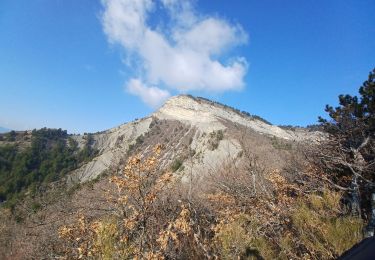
[170,159,183,172]
[31,202,42,213]
[5,131,16,141]
[271,136,292,150]
[135,134,144,145]
[208,130,224,151]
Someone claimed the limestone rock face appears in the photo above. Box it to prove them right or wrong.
[69,95,322,183]
[69,118,152,183]
[155,95,320,141]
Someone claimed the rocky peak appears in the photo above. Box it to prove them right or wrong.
[154,95,317,141]
[69,94,322,183]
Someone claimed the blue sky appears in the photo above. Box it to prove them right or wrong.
[0,0,374,133]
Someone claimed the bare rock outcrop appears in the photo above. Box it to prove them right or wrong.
[69,95,322,183]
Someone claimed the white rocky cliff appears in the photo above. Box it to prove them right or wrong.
[69,95,321,183]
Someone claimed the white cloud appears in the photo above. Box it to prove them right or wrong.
[127,78,170,108]
[160,0,197,28]
[174,18,248,56]
[101,0,153,49]
[101,0,248,106]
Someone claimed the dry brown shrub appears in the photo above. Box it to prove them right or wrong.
[55,143,365,260]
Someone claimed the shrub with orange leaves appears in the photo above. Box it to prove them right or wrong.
[57,145,177,259]
[108,144,175,258]
[56,143,365,260]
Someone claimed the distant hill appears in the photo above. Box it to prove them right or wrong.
[0,127,11,133]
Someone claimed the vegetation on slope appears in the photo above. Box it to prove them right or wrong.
[0,128,98,208]
[52,69,374,259]
[54,145,363,259]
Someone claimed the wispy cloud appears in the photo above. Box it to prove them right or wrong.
[126,78,170,108]
[101,0,248,107]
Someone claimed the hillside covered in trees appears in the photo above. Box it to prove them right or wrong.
[0,128,97,208]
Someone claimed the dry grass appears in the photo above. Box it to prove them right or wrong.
[291,190,363,259]
[214,213,276,260]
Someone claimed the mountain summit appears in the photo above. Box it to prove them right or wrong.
[156,95,315,140]
[69,95,321,182]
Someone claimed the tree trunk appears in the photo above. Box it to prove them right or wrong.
[365,193,375,237]
[350,175,361,217]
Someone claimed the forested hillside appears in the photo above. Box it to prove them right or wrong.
[0,128,97,208]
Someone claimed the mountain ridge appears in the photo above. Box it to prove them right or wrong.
[66,95,322,183]
[155,95,320,140]
[0,127,11,133]
[0,95,322,185]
